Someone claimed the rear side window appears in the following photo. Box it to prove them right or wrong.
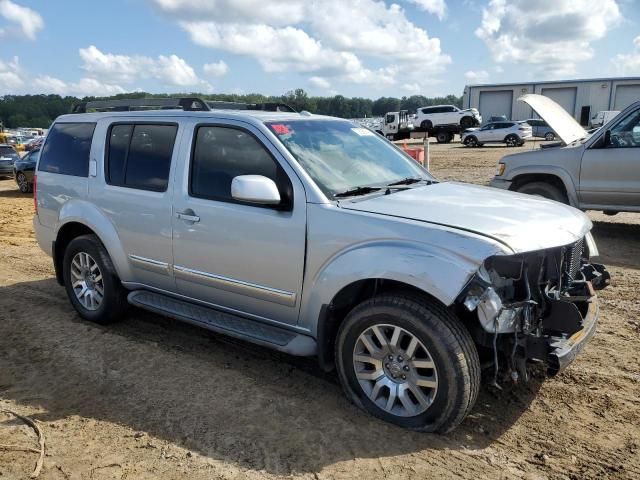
[38,123,95,176]
[106,123,178,192]
[190,125,288,205]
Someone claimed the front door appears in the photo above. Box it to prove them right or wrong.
[580,107,640,208]
[172,120,307,325]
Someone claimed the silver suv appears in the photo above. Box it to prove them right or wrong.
[34,98,609,433]
[491,94,640,212]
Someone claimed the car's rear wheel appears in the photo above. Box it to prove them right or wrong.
[436,132,450,143]
[505,134,519,147]
[516,181,568,204]
[544,132,555,141]
[420,120,433,130]
[63,234,128,324]
[16,172,32,193]
[464,135,478,147]
[335,294,480,433]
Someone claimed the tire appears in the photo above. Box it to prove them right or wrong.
[16,172,32,193]
[516,181,568,204]
[505,134,519,147]
[62,234,129,324]
[544,132,555,141]
[460,117,473,129]
[436,132,449,143]
[463,135,478,147]
[420,120,433,130]
[335,294,480,433]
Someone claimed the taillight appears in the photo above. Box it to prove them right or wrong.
[33,174,37,214]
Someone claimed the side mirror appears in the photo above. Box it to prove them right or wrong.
[231,175,281,205]
[603,129,611,147]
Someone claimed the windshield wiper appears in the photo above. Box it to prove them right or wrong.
[334,186,382,198]
[387,177,431,186]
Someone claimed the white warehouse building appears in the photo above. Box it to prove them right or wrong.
[462,77,640,126]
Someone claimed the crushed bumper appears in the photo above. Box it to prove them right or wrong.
[545,294,598,375]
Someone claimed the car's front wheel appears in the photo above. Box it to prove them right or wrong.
[62,234,129,324]
[16,172,32,193]
[463,135,478,147]
[516,181,568,204]
[544,132,555,141]
[335,294,480,433]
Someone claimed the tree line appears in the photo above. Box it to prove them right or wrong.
[0,89,462,129]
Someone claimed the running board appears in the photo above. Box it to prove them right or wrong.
[127,290,316,356]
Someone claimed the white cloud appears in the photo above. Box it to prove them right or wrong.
[475,0,622,78]
[0,0,43,40]
[152,0,306,26]
[0,56,23,92]
[406,0,447,20]
[151,0,451,94]
[401,82,421,94]
[309,76,330,89]
[31,75,125,97]
[79,45,209,88]
[612,36,640,75]
[464,70,489,83]
[203,60,228,77]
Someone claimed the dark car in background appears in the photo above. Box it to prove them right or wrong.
[0,144,20,176]
[13,148,39,193]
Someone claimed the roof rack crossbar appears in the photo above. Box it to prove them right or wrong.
[71,97,210,113]
[205,101,297,113]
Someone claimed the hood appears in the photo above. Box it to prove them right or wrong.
[518,94,586,145]
[339,182,591,253]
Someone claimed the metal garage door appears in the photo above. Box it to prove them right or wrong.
[541,87,577,117]
[479,90,513,122]
[613,84,640,110]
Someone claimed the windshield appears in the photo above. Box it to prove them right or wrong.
[266,119,431,198]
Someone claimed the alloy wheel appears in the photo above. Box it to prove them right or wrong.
[17,173,28,193]
[70,252,104,310]
[353,324,438,417]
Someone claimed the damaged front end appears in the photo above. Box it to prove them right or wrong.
[459,233,610,382]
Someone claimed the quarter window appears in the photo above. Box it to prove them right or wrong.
[106,123,178,192]
[190,126,289,206]
[38,122,95,176]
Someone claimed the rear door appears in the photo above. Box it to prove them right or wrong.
[89,118,181,291]
[579,107,640,208]
[171,119,307,325]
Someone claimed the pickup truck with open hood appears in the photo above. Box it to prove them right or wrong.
[491,94,640,214]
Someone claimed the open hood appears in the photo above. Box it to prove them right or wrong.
[518,94,586,145]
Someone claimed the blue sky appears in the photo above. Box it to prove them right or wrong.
[1,0,639,98]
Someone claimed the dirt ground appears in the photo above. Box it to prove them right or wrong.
[0,143,638,480]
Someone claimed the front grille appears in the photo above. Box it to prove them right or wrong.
[565,238,584,281]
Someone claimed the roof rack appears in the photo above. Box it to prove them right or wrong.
[205,101,297,113]
[71,97,210,113]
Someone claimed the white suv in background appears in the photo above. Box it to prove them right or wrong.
[462,121,532,147]
[415,105,482,130]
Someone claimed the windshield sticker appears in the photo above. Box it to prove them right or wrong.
[351,127,376,137]
[271,124,291,135]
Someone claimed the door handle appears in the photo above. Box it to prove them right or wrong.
[176,209,200,223]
